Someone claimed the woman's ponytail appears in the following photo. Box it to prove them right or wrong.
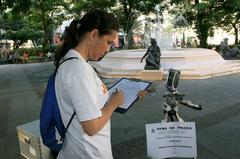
[55,19,82,66]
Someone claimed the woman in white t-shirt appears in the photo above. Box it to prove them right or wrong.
[54,9,147,159]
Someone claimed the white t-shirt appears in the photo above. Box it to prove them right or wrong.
[55,49,112,159]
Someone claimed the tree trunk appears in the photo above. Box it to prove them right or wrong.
[127,30,133,49]
[122,0,136,49]
[198,28,208,48]
[182,32,185,48]
[234,25,238,44]
[196,13,209,48]
[42,15,48,61]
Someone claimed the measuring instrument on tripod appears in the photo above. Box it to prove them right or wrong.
[146,69,203,159]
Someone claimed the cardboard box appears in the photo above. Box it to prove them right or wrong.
[16,120,55,159]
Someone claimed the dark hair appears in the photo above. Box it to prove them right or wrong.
[55,9,119,66]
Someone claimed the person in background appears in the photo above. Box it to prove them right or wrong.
[14,51,20,64]
[54,9,147,159]
[47,52,53,60]
[219,38,240,57]
[23,51,29,63]
[192,38,198,48]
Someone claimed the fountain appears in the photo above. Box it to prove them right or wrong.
[154,4,161,48]
[90,7,240,81]
[90,48,240,80]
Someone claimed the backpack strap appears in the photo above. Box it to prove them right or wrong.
[56,57,105,141]
[55,57,79,73]
[55,57,78,141]
[92,66,104,82]
[60,111,76,141]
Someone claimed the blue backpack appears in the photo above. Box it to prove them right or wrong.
[40,57,78,152]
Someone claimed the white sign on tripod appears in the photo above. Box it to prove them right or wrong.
[146,122,197,159]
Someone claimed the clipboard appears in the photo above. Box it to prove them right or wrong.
[108,78,152,113]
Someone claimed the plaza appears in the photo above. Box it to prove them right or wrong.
[1,1,240,158]
[1,61,240,159]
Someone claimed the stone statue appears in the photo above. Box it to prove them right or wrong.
[140,38,161,70]
[219,38,240,57]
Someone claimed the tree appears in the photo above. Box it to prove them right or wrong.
[7,0,68,54]
[170,0,240,47]
[0,0,15,13]
[194,1,214,48]
[70,0,163,49]
[214,0,240,44]
[27,0,67,54]
[169,0,227,48]
[114,0,162,49]
[0,11,44,48]
[1,0,68,53]
[4,28,43,48]
[69,0,116,17]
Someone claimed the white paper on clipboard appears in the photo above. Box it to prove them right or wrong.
[108,78,151,112]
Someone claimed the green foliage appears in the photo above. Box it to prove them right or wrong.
[14,0,68,53]
[14,45,58,57]
[68,0,116,18]
[0,0,15,13]
[169,0,223,48]
[170,0,240,47]
[14,47,42,57]
[0,12,25,31]
[4,28,44,48]
[113,0,162,49]
[68,0,162,49]
[69,1,122,33]
[195,3,208,14]
[28,56,42,61]
[0,11,44,48]
[45,44,59,53]
[11,0,32,15]
[1,0,167,50]
[214,0,240,44]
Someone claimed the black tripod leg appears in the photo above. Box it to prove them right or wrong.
[168,110,177,122]
[170,114,175,122]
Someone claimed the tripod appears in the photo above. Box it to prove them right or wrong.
[162,88,202,123]
[161,87,202,159]
[162,68,202,122]
[150,68,202,159]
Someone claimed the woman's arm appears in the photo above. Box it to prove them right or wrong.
[81,90,124,136]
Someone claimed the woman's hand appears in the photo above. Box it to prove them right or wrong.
[82,90,124,136]
[109,89,125,108]
[137,90,148,100]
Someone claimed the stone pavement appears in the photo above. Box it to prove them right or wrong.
[0,62,240,159]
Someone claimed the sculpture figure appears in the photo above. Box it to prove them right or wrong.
[219,38,240,58]
[140,38,161,70]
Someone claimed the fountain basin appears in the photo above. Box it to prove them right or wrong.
[90,48,240,80]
